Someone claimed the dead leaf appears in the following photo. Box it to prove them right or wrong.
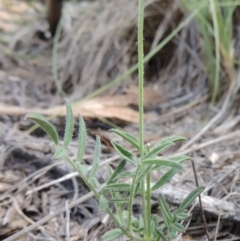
[0,86,162,123]
[126,85,163,105]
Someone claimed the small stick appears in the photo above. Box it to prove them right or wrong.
[191,159,210,241]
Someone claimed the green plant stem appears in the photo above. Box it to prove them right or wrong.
[112,192,123,224]
[210,0,220,102]
[66,156,142,240]
[141,180,148,238]
[137,0,151,240]
[138,0,144,158]
[127,166,141,231]
[146,173,151,239]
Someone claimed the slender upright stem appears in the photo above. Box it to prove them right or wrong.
[146,173,151,239]
[138,0,151,240]
[138,0,145,159]
[52,16,66,97]
[210,0,220,102]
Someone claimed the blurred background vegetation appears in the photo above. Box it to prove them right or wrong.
[1,0,240,105]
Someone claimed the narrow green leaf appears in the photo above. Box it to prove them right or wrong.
[152,214,158,227]
[99,195,108,211]
[103,183,131,192]
[63,99,74,148]
[75,163,88,176]
[76,115,87,163]
[53,146,67,159]
[111,142,136,164]
[143,136,186,160]
[102,229,123,241]
[107,160,126,184]
[110,129,140,150]
[178,186,205,213]
[132,218,140,229]
[122,210,129,220]
[143,142,173,160]
[168,155,191,163]
[159,194,173,222]
[111,198,129,204]
[25,113,59,145]
[139,215,144,230]
[116,171,134,179]
[175,212,189,220]
[89,176,100,189]
[171,223,185,232]
[151,169,178,191]
[169,231,177,240]
[135,165,152,185]
[89,136,101,178]
[106,165,113,177]
[142,158,183,170]
[156,228,167,241]
[159,136,186,145]
[134,182,141,196]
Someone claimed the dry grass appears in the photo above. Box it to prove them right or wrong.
[1,0,240,240]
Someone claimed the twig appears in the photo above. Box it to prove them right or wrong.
[214,192,240,241]
[3,191,95,241]
[65,200,70,241]
[178,130,240,156]
[151,184,240,222]
[191,160,210,241]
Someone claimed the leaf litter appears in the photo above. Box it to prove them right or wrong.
[0,0,240,240]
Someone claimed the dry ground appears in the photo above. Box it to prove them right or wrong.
[1,0,240,240]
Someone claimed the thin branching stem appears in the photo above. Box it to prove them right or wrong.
[66,155,143,240]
